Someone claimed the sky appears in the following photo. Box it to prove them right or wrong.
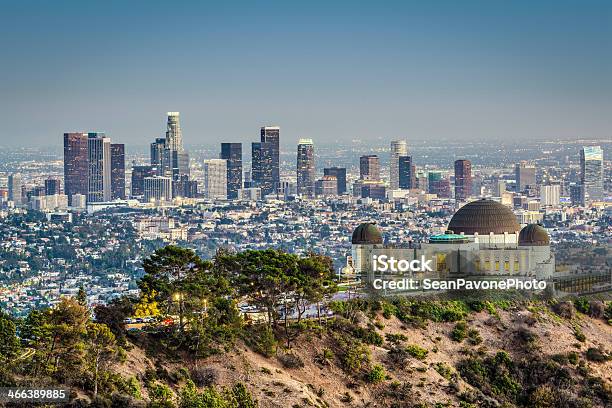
[0,0,610,148]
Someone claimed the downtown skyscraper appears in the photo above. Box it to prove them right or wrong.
[203,159,227,199]
[111,143,126,200]
[580,145,604,201]
[515,161,536,193]
[454,159,472,201]
[398,156,416,189]
[296,139,315,197]
[252,126,279,196]
[220,143,242,199]
[8,173,23,206]
[360,155,381,181]
[150,113,190,192]
[324,167,347,195]
[390,140,408,190]
[87,133,112,203]
[63,132,89,205]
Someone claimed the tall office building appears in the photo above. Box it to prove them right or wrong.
[63,132,89,205]
[360,155,380,181]
[454,159,472,201]
[428,171,451,198]
[252,141,274,195]
[515,162,536,193]
[494,179,507,196]
[150,113,190,191]
[165,112,183,151]
[260,126,280,191]
[296,139,315,197]
[315,175,338,197]
[203,159,227,199]
[570,184,586,206]
[361,184,386,200]
[131,165,157,197]
[111,143,126,200]
[580,146,604,201]
[398,156,416,189]
[8,173,22,205]
[174,174,198,198]
[150,138,166,167]
[390,140,408,190]
[220,143,242,199]
[44,178,61,196]
[324,167,347,195]
[87,133,112,203]
[144,176,172,202]
[540,184,560,207]
[169,149,190,181]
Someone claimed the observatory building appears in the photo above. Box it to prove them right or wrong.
[351,199,555,289]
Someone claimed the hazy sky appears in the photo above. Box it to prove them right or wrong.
[0,0,610,148]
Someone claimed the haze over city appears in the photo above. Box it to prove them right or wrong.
[1,0,611,147]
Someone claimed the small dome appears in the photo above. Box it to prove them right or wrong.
[519,224,550,246]
[351,223,383,245]
[448,199,520,235]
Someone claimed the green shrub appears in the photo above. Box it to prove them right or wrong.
[315,348,334,366]
[366,364,386,384]
[278,353,305,369]
[467,328,482,345]
[574,327,586,342]
[354,326,384,346]
[574,297,590,314]
[467,300,486,312]
[385,333,408,345]
[605,302,612,322]
[405,344,428,360]
[451,321,468,342]
[246,325,277,357]
[381,302,398,319]
[586,347,608,362]
[553,301,575,319]
[228,382,257,408]
[528,385,556,408]
[434,362,454,380]
[458,351,521,401]
[335,334,371,373]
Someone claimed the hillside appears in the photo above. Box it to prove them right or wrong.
[2,246,610,408]
[108,298,611,408]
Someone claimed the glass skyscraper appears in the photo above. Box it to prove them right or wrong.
[454,159,472,201]
[580,146,604,201]
[221,143,242,199]
[296,139,315,197]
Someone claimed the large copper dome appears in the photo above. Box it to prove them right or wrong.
[519,224,550,246]
[448,199,520,235]
[351,223,383,245]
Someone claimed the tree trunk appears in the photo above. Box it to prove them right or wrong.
[284,298,289,348]
[94,353,99,398]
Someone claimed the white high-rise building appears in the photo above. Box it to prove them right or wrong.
[540,184,560,208]
[87,133,112,203]
[203,159,227,199]
[580,146,604,201]
[144,176,172,202]
[165,112,183,151]
[390,140,408,190]
[8,173,23,206]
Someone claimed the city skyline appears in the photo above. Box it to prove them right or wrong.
[1,1,611,147]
